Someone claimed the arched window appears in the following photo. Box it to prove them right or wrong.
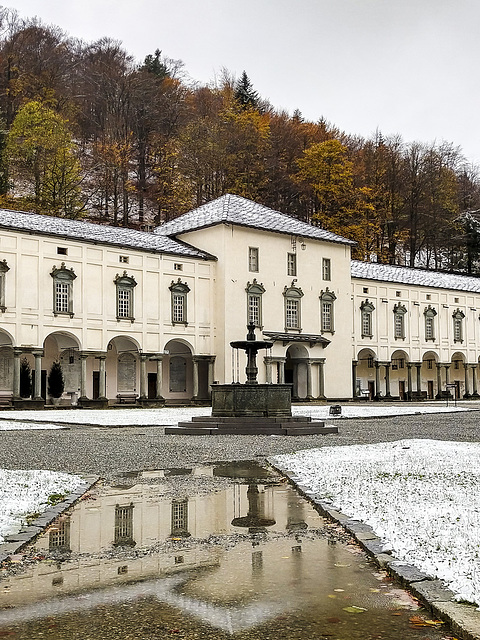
[0,259,9,312]
[246,279,265,328]
[393,303,407,339]
[283,283,304,331]
[360,299,375,338]
[424,305,437,341]
[452,309,465,343]
[51,263,76,317]
[320,288,337,333]
[169,279,190,324]
[114,272,137,320]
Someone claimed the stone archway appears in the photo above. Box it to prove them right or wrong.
[285,344,309,400]
[390,349,409,400]
[450,351,466,399]
[106,336,141,400]
[355,348,377,400]
[43,332,81,402]
[0,330,14,396]
[421,351,439,399]
[164,340,194,401]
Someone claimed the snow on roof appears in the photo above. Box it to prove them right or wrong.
[352,259,480,293]
[156,194,355,246]
[0,209,214,259]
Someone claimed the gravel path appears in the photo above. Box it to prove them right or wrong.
[0,409,478,478]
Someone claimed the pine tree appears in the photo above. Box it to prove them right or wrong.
[234,71,259,110]
[19,357,32,398]
[47,360,64,398]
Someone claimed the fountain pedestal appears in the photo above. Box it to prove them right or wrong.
[165,323,338,436]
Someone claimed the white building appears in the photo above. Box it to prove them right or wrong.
[0,194,479,405]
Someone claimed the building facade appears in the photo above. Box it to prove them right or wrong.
[0,194,479,405]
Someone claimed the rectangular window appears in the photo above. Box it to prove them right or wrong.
[172,293,185,323]
[174,263,183,271]
[57,247,68,255]
[425,316,434,340]
[171,499,188,535]
[248,294,260,326]
[427,359,433,370]
[454,318,463,342]
[362,311,372,337]
[248,247,259,272]
[285,299,299,328]
[49,519,70,550]
[55,282,70,313]
[119,255,129,264]
[287,253,297,276]
[114,504,134,545]
[322,258,331,281]
[322,301,332,331]
[117,288,132,318]
[394,313,404,338]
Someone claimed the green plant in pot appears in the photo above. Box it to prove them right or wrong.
[47,360,64,404]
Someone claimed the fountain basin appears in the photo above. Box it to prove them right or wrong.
[212,383,292,417]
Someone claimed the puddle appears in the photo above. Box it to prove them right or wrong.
[0,463,450,639]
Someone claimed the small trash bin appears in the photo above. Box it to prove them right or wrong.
[329,405,342,416]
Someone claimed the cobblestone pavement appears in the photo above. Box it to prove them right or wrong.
[0,407,478,478]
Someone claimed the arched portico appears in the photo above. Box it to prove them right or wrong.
[164,340,194,401]
[43,332,81,402]
[354,348,377,400]
[421,351,439,399]
[450,352,466,399]
[390,349,409,400]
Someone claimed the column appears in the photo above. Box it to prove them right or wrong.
[98,355,107,400]
[415,363,422,395]
[444,364,450,385]
[352,360,358,398]
[155,356,164,400]
[139,353,148,399]
[318,359,325,399]
[464,363,470,398]
[374,361,381,399]
[207,357,215,399]
[79,353,88,400]
[306,359,313,400]
[472,365,479,398]
[278,358,286,384]
[192,356,200,400]
[435,363,443,399]
[407,363,413,401]
[33,350,43,400]
[12,348,21,399]
[384,362,391,398]
[264,356,273,384]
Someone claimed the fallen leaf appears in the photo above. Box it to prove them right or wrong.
[327,594,337,599]
[343,605,367,614]
[334,588,345,592]
[334,563,351,567]
[326,617,341,623]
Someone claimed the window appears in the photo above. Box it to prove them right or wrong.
[319,288,336,333]
[171,499,189,537]
[248,247,259,272]
[49,518,70,551]
[393,303,407,339]
[454,297,459,303]
[57,247,67,255]
[169,278,190,324]
[426,294,431,300]
[114,271,137,320]
[367,356,374,368]
[453,309,465,342]
[363,287,369,294]
[396,291,401,297]
[360,299,375,338]
[427,359,433,370]
[51,263,76,317]
[174,263,183,271]
[119,255,129,264]
[114,504,135,546]
[424,305,437,341]
[287,253,297,276]
[246,279,266,327]
[283,283,304,330]
[0,259,9,312]
[322,258,331,281]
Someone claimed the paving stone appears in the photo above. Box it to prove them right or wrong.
[433,601,480,640]
[388,561,430,584]
[360,538,391,555]
[410,579,457,603]
[375,552,398,568]
[356,530,381,542]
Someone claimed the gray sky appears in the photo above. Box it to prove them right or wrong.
[8,0,480,164]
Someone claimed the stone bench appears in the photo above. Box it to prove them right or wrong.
[116,393,138,405]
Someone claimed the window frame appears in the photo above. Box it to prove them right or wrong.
[319,288,337,333]
[169,278,190,325]
[360,299,375,338]
[0,259,9,312]
[287,252,297,277]
[452,308,465,343]
[246,279,266,328]
[283,283,304,331]
[248,247,259,272]
[51,262,76,317]
[393,303,407,340]
[114,271,137,321]
[322,258,331,281]
[424,305,437,341]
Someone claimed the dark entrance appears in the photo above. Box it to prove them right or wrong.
[399,380,406,400]
[92,371,99,399]
[148,372,157,399]
[368,380,375,400]
[428,380,434,399]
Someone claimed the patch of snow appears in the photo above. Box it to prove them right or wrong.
[0,470,83,543]
[272,440,480,606]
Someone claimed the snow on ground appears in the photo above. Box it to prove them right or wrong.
[0,402,473,429]
[0,470,83,544]
[272,440,480,607]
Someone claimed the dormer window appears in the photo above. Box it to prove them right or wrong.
[51,263,76,317]
[114,271,137,320]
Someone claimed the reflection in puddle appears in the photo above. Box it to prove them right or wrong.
[0,463,449,639]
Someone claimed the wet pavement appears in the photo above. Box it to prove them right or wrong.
[0,463,453,640]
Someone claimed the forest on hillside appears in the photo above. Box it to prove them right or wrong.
[1,7,480,271]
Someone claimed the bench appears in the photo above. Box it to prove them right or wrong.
[116,393,138,405]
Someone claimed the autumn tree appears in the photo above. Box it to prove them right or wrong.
[7,100,82,216]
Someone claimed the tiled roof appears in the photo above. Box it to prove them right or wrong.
[0,209,213,259]
[156,194,355,246]
[351,260,480,294]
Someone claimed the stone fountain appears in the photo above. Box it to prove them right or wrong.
[166,323,337,435]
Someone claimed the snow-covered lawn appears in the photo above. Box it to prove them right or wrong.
[0,402,473,429]
[0,470,83,543]
[272,439,480,607]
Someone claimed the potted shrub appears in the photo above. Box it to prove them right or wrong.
[19,357,32,398]
[47,360,64,405]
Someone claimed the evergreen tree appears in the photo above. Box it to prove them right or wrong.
[234,71,259,110]
[19,357,32,398]
[47,360,64,398]
[141,49,169,79]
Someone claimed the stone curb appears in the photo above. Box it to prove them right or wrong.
[0,475,100,564]
[269,462,480,640]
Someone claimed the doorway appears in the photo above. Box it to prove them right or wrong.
[427,380,434,399]
[148,372,157,399]
[399,380,406,401]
